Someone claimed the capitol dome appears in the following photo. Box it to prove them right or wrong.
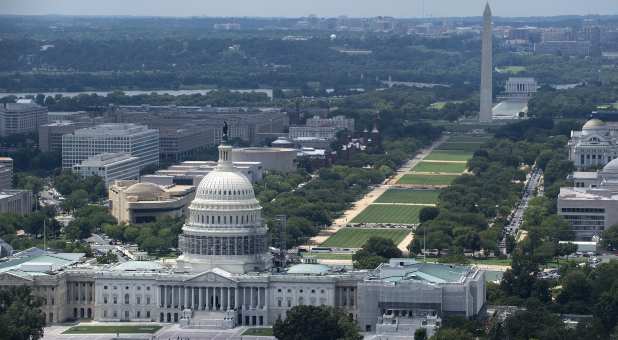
[176,142,271,274]
[195,170,256,202]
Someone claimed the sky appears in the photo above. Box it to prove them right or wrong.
[0,0,616,18]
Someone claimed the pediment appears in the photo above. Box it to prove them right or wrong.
[0,271,34,283]
[186,269,237,284]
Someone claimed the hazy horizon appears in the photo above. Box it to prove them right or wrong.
[1,0,617,19]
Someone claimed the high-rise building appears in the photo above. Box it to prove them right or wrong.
[479,3,493,123]
[61,123,159,171]
[0,100,48,137]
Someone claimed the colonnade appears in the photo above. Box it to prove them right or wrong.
[159,285,267,311]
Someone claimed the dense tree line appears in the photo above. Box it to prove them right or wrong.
[103,217,184,255]
[409,119,576,257]
[528,84,618,119]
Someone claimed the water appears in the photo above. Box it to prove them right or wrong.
[0,88,274,99]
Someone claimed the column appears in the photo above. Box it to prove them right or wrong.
[234,287,239,309]
[217,287,221,310]
[190,287,195,309]
[199,287,204,310]
[160,286,164,307]
[250,287,254,309]
[163,286,167,307]
[227,288,231,311]
[257,287,261,309]
[183,287,187,309]
[206,287,211,310]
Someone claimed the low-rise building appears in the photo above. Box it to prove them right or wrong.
[0,190,33,215]
[558,159,618,240]
[143,160,262,186]
[232,147,297,173]
[0,100,48,137]
[72,153,141,187]
[39,121,80,153]
[159,127,215,162]
[109,180,195,224]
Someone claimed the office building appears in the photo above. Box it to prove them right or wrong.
[62,123,159,171]
[72,153,141,187]
[159,127,215,162]
[0,190,33,215]
[0,157,12,190]
[39,121,80,153]
[0,100,48,137]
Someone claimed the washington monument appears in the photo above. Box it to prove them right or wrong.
[479,2,493,123]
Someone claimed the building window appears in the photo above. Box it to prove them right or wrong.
[104,296,108,304]
[124,294,129,304]
[136,296,141,305]
[146,296,151,305]
[104,286,108,290]
[146,311,150,318]
[113,296,117,304]
[103,310,107,318]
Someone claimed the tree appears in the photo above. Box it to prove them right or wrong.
[601,224,618,251]
[353,237,402,269]
[61,189,89,211]
[0,286,46,340]
[414,328,427,340]
[273,305,361,340]
[419,207,439,223]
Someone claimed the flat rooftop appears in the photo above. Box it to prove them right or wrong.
[370,259,473,284]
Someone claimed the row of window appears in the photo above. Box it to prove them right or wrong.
[276,288,326,294]
[102,294,151,305]
[103,309,151,319]
[561,208,605,213]
[179,234,267,256]
[190,212,259,225]
[103,285,151,291]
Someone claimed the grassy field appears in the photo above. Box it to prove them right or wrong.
[425,150,474,162]
[375,189,440,204]
[437,142,483,152]
[412,161,467,174]
[398,174,458,186]
[242,328,274,336]
[321,228,410,248]
[63,325,162,334]
[350,204,422,224]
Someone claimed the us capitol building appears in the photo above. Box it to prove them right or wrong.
[0,139,485,335]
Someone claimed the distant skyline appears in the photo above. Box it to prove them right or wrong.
[1,0,617,18]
